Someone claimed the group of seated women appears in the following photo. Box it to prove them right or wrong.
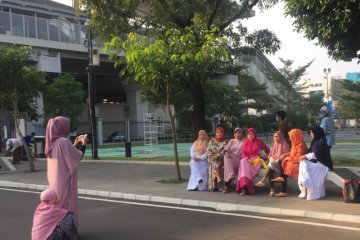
[187,126,333,200]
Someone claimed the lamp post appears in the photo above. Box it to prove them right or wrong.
[323,68,331,103]
[84,19,98,159]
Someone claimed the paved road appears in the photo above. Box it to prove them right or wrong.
[2,188,360,240]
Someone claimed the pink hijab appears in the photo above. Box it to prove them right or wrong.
[32,189,68,240]
[45,116,70,158]
[241,128,263,159]
[269,131,290,159]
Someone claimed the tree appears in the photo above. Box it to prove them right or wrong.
[336,80,360,120]
[75,0,281,136]
[43,73,85,131]
[107,22,228,180]
[268,58,313,110]
[305,93,324,126]
[282,0,360,61]
[0,44,45,171]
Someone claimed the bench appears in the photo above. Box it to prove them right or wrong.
[257,167,360,188]
[0,157,16,171]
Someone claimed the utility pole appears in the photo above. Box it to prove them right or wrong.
[323,68,331,103]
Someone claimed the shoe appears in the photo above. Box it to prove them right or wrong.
[271,177,285,182]
[268,191,276,197]
[239,190,247,196]
[255,180,265,187]
[222,186,230,193]
[298,193,306,199]
[274,192,287,197]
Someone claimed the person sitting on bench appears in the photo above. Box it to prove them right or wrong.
[298,126,333,200]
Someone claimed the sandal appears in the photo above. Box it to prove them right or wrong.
[255,180,265,187]
[223,186,230,193]
[239,190,247,196]
[274,192,287,197]
[268,191,276,197]
[271,177,285,182]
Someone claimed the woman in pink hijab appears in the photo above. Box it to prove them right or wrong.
[236,128,270,195]
[45,116,87,222]
[32,189,77,240]
[255,131,290,196]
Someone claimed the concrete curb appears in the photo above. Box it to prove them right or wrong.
[1,180,360,224]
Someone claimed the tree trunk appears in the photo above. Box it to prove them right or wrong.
[166,92,181,181]
[191,88,206,139]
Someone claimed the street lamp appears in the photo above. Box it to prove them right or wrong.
[323,68,331,103]
[84,19,99,159]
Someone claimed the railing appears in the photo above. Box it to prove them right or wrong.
[0,11,87,45]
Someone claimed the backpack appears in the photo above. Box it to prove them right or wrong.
[343,179,360,203]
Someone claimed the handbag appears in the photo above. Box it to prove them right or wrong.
[343,179,360,203]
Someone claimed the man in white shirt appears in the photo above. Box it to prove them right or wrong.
[5,138,23,164]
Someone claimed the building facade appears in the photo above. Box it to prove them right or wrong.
[1,0,291,143]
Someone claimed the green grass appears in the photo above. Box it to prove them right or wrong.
[83,155,189,162]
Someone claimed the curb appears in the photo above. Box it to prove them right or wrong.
[1,180,359,224]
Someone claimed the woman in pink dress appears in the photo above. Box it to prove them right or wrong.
[236,128,270,195]
[223,127,244,193]
[45,116,87,221]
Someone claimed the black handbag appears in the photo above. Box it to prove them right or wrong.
[343,179,360,203]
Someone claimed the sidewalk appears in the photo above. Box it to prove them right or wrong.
[1,159,360,224]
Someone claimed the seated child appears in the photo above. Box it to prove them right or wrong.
[32,189,77,240]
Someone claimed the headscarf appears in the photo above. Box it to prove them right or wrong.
[225,128,243,154]
[269,131,290,159]
[288,128,307,163]
[193,130,208,155]
[44,116,70,158]
[309,126,333,170]
[241,128,264,159]
[32,189,68,240]
[233,127,243,138]
[214,127,226,142]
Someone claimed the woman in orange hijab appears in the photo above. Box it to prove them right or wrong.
[272,128,307,197]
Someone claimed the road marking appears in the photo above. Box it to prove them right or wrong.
[2,187,359,232]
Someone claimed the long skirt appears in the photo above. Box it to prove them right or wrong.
[187,159,208,191]
[236,157,261,194]
[224,153,241,183]
[298,160,329,200]
[208,160,222,191]
[48,212,77,240]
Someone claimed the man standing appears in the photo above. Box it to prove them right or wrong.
[276,110,291,146]
[319,106,335,147]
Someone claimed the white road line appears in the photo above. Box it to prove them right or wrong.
[2,187,359,232]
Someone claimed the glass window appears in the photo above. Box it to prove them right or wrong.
[49,19,59,41]
[59,20,70,42]
[0,12,11,34]
[80,25,87,45]
[37,18,48,40]
[24,15,36,38]
[12,14,24,37]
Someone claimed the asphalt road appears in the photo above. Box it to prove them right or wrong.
[1,188,360,240]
